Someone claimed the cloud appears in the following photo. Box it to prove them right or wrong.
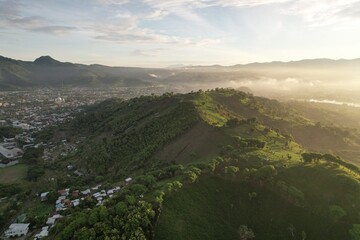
[0,1,75,36]
[0,0,22,17]
[130,48,164,57]
[144,9,169,20]
[142,0,289,10]
[31,26,77,36]
[92,23,219,46]
[95,0,128,4]
[6,16,76,35]
[142,0,360,27]
[285,0,360,26]
[8,16,43,28]
[89,8,220,46]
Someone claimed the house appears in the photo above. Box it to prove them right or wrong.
[55,202,64,212]
[5,223,30,238]
[91,185,101,191]
[46,214,62,225]
[40,192,49,202]
[100,190,107,197]
[58,188,70,196]
[93,192,101,198]
[34,226,49,239]
[72,190,80,197]
[74,170,83,176]
[81,189,91,195]
[71,199,80,207]
[0,120,7,126]
[0,144,23,159]
[125,177,132,183]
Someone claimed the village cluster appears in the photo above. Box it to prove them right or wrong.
[4,177,132,239]
[0,87,173,168]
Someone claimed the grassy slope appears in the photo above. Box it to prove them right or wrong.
[156,176,349,240]
[44,94,200,177]
[30,89,360,239]
[155,89,360,240]
[209,89,360,165]
[0,164,28,184]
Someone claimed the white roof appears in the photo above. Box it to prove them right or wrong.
[7,223,30,232]
[40,192,49,197]
[81,189,91,195]
[35,226,49,238]
[46,218,56,225]
[52,214,62,219]
[125,177,132,182]
[58,196,66,200]
[0,145,23,159]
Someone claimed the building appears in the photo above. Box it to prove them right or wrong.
[46,214,62,225]
[40,192,49,202]
[5,223,30,238]
[0,144,23,159]
[34,226,49,240]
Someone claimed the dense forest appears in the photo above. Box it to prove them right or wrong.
[2,89,360,239]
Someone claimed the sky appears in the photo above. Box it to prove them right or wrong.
[1,0,360,67]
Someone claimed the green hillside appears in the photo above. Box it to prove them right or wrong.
[5,89,360,240]
[0,55,171,89]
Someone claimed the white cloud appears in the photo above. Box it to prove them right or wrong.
[0,1,76,35]
[285,0,360,26]
[95,0,128,5]
[142,0,289,10]
[92,22,219,46]
[130,48,165,57]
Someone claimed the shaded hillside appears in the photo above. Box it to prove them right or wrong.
[44,89,360,180]
[28,89,360,240]
[0,55,173,89]
[2,55,360,100]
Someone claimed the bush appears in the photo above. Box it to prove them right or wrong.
[329,205,347,222]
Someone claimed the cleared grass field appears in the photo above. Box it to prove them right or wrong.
[155,176,351,240]
[0,164,27,184]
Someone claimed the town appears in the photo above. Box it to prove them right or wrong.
[0,87,170,239]
[0,87,173,167]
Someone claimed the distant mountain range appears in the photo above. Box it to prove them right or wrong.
[0,55,174,89]
[1,55,360,90]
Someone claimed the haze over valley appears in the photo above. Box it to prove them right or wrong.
[1,0,360,240]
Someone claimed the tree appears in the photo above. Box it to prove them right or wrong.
[248,192,257,201]
[224,166,239,177]
[129,184,147,196]
[276,181,288,194]
[349,224,360,240]
[288,186,304,205]
[167,181,183,194]
[226,118,240,127]
[301,231,307,240]
[238,225,255,240]
[185,170,198,183]
[27,166,45,182]
[154,190,165,204]
[287,224,296,238]
[255,165,277,184]
[165,165,184,178]
[329,205,347,222]
[73,227,96,240]
[172,181,183,191]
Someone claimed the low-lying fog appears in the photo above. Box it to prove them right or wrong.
[164,61,360,103]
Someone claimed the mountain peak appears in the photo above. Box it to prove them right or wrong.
[34,56,61,65]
